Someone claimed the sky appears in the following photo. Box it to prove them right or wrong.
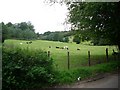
[0,0,70,34]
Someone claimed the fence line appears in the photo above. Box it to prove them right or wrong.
[47,48,117,69]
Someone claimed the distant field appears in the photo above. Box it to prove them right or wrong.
[4,39,117,71]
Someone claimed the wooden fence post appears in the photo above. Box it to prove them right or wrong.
[67,51,70,70]
[48,51,50,58]
[88,51,91,66]
[106,48,109,62]
[113,49,116,60]
[113,49,119,60]
[98,59,101,64]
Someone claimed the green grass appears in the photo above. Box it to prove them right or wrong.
[4,39,118,71]
[54,60,120,85]
[3,39,120,86]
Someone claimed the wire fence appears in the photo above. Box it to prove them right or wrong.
[47,48,119,70]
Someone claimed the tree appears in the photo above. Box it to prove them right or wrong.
[2,22,10,43]
[39,31,71,42]
[2,22,37,42]
[73,34,81,44]
[68,2,120,50]
[63,37,69,42]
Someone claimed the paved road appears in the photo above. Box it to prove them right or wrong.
[73,74,118,88]
[55,73,119,88]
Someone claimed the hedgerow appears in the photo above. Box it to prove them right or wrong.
[2,46,55,89]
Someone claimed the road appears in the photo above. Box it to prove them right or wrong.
[55,73,119,88]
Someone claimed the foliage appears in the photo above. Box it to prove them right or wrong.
[63,37,69,42]
[3,39,119,88]
[2,45,55,89]
[1,22,37,43]
[5,39,117,71]
[54,60,119,85]
[73,34,81,44]
[38,31,76,42]
[67,2,120,49]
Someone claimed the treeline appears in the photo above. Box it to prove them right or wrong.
[73,30,112,45]
[1,21,112,45]
[1,22,37,43]
[37,30,111,45]
[37,31,76,43]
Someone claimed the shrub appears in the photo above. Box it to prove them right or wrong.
[2,45,55,89]
[73,34,81,44]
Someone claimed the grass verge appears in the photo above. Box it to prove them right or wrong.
[53,60,120,86]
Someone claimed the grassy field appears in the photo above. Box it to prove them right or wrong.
[4,39,118,71]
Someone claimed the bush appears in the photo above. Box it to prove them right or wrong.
[73,35,81,44]
[2,46,55,89]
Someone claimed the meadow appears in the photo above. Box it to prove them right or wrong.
[4,39,117,71]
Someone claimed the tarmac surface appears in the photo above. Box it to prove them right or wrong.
[54,73,119,88]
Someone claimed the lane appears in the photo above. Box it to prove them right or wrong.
[77,74,118,88]
[55,73,119,88]
[91,74,118,88]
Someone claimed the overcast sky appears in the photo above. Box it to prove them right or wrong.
[0,0,70,34]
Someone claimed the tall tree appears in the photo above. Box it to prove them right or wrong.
[2,22,37,42]
[68,2,120,50]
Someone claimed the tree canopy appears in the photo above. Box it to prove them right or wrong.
[1,22,37,43]
[38,31,75,42]
[67,2,120,50]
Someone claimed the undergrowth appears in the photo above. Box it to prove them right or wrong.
[53,60,119,85]
[2,45,55,89]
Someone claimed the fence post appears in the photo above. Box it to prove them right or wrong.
[98,59,101,64]
[48,51,50,58]
[113,49,116,60]
[67,51,70,70]
[106,48,109,62]
[88,51,91,66]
